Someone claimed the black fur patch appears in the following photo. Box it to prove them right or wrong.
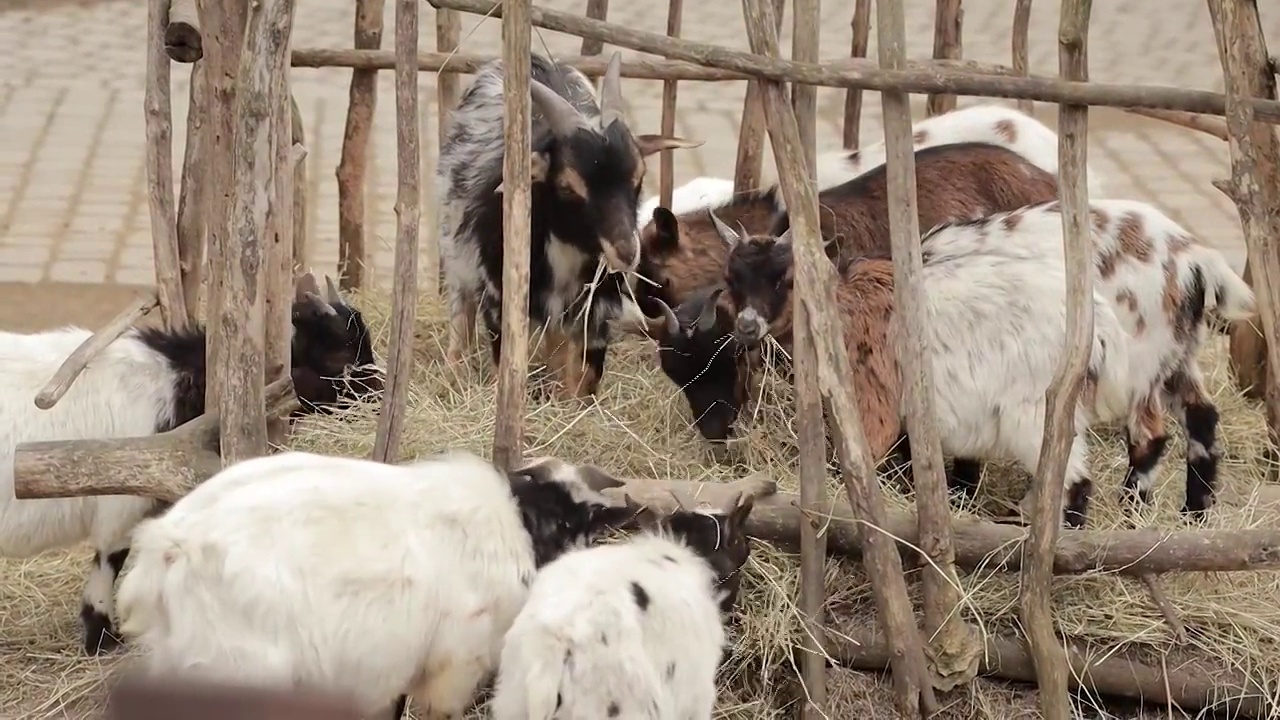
[662,510,753,613]
[656,287,742,445]
[134,326,208,432]
[506,471,628,567]
[724,239,793,329]
[607,702,621,717]
[1063,479,1094,529]
[1122,434,1169,505]
[630,582,650,611]
[80,603,120,656]
[1182,401,1221,519]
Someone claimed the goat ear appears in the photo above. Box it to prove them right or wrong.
[294,272,321,302]
[578,464,627,492]
[708,210,740,249]
[727,492,756,529]
[323,275,343,305]
[299,291,339,318]
[777,228,795,246]
[651,207,680,251]
[635,134,704,157]
[495,153,550,194]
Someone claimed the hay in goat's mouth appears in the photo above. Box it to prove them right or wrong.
[3,290,1278,719]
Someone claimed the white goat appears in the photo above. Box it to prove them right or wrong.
[637,176,737,228]
[115,450,634,719]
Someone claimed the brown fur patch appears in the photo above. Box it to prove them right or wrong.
[1134,314,1147,335]
[1129,394,1167,446]
[1114,289,1140,313]
[1090,207,1110,234]
[1116,212,1154,261]
[630,144,646,189]
[1160,256,1192,343]
[993,118,1018,144]
[837,260,903,461]
[1167,233,1195,255]
[1001,211,1023,233]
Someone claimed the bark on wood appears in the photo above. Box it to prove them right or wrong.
[290,96,309,272]
[830,630,1274,719]
[842,0,872,150]
[491,0,533,471]
[336,0,386,291]
[1210,0,1280,415]
[1012,0,1034,115]
[34,294,160,411]
[742,0,935,714]
[266,76,297,447]
[875,0,977,693]
[426,0,1280,123]
[196,0,248,409]
[107,675,361,720]
[165,0,203,63]
[146,0,189,330]
[1138,574,1187,643]
[1124,107,1230,140]
[371,0,421,465]
[218,0,296,465]
[579,0,610,56]
[1022,2,1094,717]
[176,62,209,323]
[733,0,784,194]
[435,8,462,287]
[926,0,963,116]
[15,378,297,504]
[658,0,685,209]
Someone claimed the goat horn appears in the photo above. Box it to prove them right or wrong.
[695,288,723,333]
[598,52,626,129]
[653,298,680,338]
[531,79,587,138]
[668,490,692,513]
[323,275,342,305]
[304,291,339,317]
[708,210,740,249]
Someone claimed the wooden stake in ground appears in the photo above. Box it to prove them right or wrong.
[875,0,978,693]
[1012,0,1034,115]
[1209,0,1280,417]
[435,7,462,288]
[842,0,872,149]
[290,97,309,272]
[580,0,610,55]
[491,0,533,471]
[926,0,963,116]
[265,28,297,448]
[146,0,189,329]
[176,62,208,323]
[1020,1,1093,718]
[336,0,385,291]
[372,0,422,465]
[741,0,935,714]
[658,0,685,209]
[732,0,783,193]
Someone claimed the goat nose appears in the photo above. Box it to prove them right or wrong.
[735,312,763,343]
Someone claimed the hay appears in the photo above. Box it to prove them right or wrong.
[3,288,1279,719]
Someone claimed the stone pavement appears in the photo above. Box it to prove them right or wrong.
[0,0,1277,291]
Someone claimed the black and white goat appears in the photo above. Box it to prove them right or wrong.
[437,51,700,398]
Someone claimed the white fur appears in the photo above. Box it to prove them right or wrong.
[0,327,173,635]
[637,177,738,227]
[490,533,725,720]
[116,450,544,717]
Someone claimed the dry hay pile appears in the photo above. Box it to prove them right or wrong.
[2,290,1279,719]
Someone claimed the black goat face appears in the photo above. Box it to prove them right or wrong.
[660,493,757,613]
[290,273,382,413]
[507,457,635,567]
[714,211,795,347]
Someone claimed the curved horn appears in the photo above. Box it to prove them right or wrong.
[777,227,795,246]
[695,288,724,333]
[598,52,626,129]
[668,490,692,513]
[323,275,342,305]
[708,210,741,249]
[653,298,680,338]
[531,79,587,138]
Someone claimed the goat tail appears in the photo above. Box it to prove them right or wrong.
[1191,246,1256,322]
[1087,293,1134,421]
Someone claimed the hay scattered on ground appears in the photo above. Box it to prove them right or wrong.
[3,289,1279,719]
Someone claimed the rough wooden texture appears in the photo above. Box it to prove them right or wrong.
[165,0,203,63]
[733,0,784,193]
[842,0,872,149]
[742,0,934,714]
[658,0,685,208]
[1124,107,1230,140]
[107,676,361,720]
[435,8,462,287]
[176,62,208,323]
[875,0,978,694]
[265,48,298,449]
[146,0,188,329]
[34,294,160,411]
[926,0,963,116]
[1021,2,1093,717]
[1211,0,1280,409]
[15,377,297,504]
[290,96,309,271]
[831,631,1273,719]
[600,474,778,510]
[491,0,533,471]
[1012,0,1034,114]
[335,0,385,291]
[580,0,610,55]
[217,0,296,466]
[196,0,248,408]
[372,0,421,465]
[427,0,1280,122]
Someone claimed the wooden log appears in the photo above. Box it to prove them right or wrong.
[657,0,684,208]
[107,675,361,720]
[926,0,963,116]
[841,0,872,149]
[290,96,309,272]
[1022,1,1094,717]
[1012,0,1034,115]
[426,0,1280,123]
[732,0,784,193]
[741,0,935,714]
[165,0,203,63]
[830,630,1273,719]
[1123,107,1230,140]
[146,0,188,329]
[875,0,977,693]
[217,0,296,465]
[15,377,297,504]
[266,66,297,447]
[435,8,462,289]
[491,0,533,471]
[1210,0,1280,413]
[336,0,386,291]
[176,62,208,322]
[34,294,160,411]
[580,0,610,56]
[371,0,421,464]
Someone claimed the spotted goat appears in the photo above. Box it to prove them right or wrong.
[436,51,700,398]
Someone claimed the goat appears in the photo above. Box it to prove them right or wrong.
[0,273,379,656]
[437,51,700,398]
[489,491,757,720]
[637,176,737,228]
[115,451,638,720]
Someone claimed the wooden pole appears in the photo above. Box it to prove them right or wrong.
[491,0,533,471]
[926,0,963,116]
[1020,1,1093,717]
[741,0,935,714]
[875,0,978,693]
[580,0,610,56]
[165,0,203,63]
[290,96,309,272]
[335,0,385,291]
[1210,0,1280,412]
[146,0,188,329]
[435,7,462,290]
[176,62,208,323]
[34,294,160,410]
[1012,0,1034,115]
[265,35,297,447]
[842,0,872,149]
[372,0,422,465]
[658,0,685,208]
[733,0,784,193]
